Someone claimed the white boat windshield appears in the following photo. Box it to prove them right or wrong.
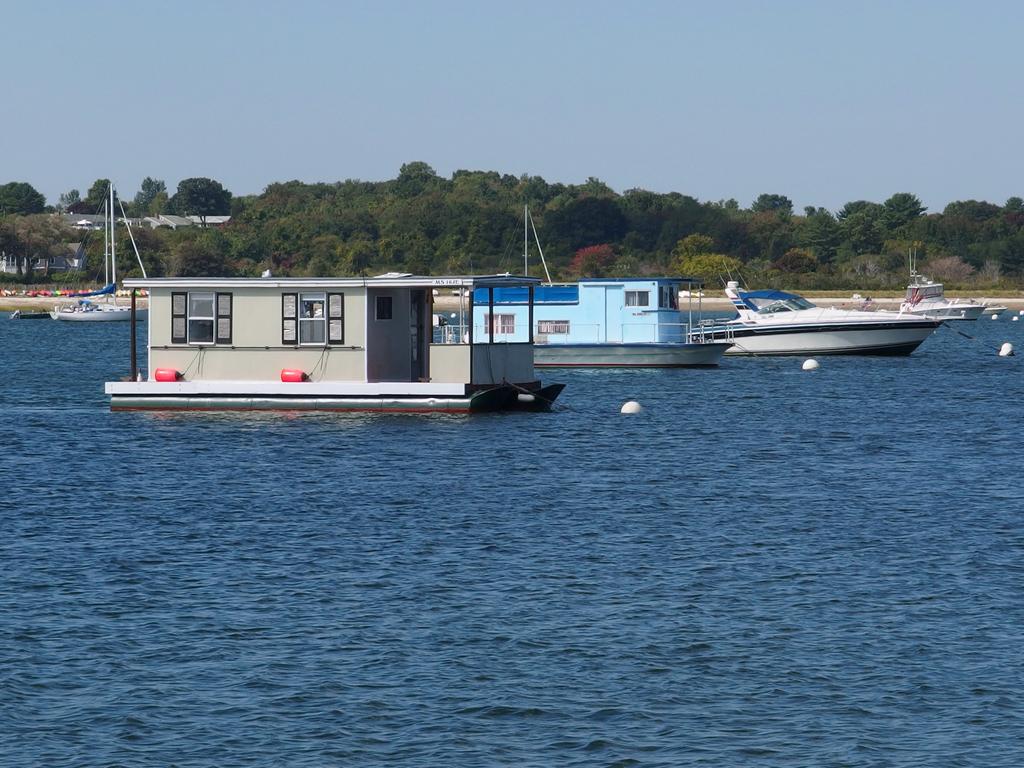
[906,284,944,300]
[750,296,816,313]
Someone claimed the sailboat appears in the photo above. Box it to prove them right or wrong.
[52,184,149,322]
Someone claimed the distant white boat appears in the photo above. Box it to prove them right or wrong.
[901,275,986,320]
[54,183,148,323]
[899,251,986,321]
[697,282,940,356]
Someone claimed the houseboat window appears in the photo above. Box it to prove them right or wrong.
[299,293,326,345]
[537,320,570,334]
[658,286,678,309]
[485,314,515,336]
[625,290,650,307]
[375,295,393,321]
[187,292,216,344]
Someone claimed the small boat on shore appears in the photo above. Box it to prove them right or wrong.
[698,282,941,356]
[9,310,52,320]
[105,273,564,413]
[461,277,732,367]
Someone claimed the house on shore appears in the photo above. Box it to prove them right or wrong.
[1,243,86,274]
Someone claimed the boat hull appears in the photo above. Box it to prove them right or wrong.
[724,322,939,356]
[533,342,730,367]
[907,305,985,321]
[53,307,149,322]
[106,382,563,413]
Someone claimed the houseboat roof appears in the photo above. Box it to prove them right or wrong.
[575,277,706,286]
[122,273,541,290]
[473,277,706,305]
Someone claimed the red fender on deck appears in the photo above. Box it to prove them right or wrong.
[280,369,309,382]
[154,368,183,382]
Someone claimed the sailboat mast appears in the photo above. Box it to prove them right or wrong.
[524,204,528,276]
[110,184,116,287]
[103,198,109,286]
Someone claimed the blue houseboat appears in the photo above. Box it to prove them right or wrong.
[461,277,732,367]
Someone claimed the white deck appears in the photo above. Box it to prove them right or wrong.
[105,380,468,397]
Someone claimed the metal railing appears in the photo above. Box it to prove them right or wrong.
[432,320,736,345]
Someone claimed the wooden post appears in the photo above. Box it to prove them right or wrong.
[528,284,535,343]
[130,289,137,381]
[488,287,494,343]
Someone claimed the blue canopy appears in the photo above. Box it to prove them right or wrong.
[473,285,580,305]
[73,283,116,298]
[738,289,801,301]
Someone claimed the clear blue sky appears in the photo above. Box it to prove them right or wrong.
[3,0,1021,213]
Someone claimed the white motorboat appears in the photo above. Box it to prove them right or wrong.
[901,273,986,320]
[696,282,941,356]
[53,183,148,323]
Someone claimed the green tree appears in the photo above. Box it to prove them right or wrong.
[673,253,742,282]
[57,189,81,212]
[394,162,441,198]
[800,208,841,262]
[839,203,884,254]
[751,193,793,216]
[85,178,112,210]
[671,233,716,261]
[545,197,628,251]
[170,177,232,225]
[0,182,46,214]
[772,247,818,273]
[166,236,230,276]
[881,192,926,231]
[133,177,167,214]
[836,200,878,220]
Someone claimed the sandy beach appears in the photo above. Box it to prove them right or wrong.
[2,295,149,313]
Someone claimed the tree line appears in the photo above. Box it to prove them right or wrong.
[2,162,1024,290]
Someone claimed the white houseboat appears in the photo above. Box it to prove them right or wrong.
[452,277,732,367]
[105,274,564,413]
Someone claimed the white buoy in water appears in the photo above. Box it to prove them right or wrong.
[1019,310,1024,316]
[802,358,820,371]
[992,314,999,320]
[999,342,1014,357]
[620,400,643,414]
[1014,316,1019,322]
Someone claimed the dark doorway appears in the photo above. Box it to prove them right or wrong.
[410,289,427,381]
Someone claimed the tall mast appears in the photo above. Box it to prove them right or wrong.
[110,184,116,287]
[103,198,109,286]
[524,204,528,276]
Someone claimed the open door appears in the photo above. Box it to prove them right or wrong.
[410,289,428,381]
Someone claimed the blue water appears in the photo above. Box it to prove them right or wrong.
[2,318,1023,766]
